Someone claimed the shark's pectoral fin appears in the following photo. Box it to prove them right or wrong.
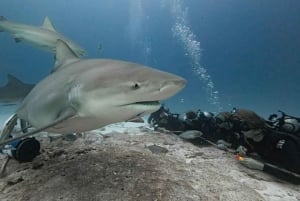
[13,34,23,43]
[0,108,77,147]
[14,37,22,43]
[52,107,77,129]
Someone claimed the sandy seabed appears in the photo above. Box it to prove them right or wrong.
[0,106,299,201]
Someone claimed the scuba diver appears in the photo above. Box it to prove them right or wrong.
[148,105,215,139]
[178,109,215,137]
[214,111,246,150]
[148,105,184,131]
[149,106,300,183]
[214,108,267,151]
[268,110,300,136]
[216,108,300,183]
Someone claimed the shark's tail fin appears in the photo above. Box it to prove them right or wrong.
[0,16,6,32]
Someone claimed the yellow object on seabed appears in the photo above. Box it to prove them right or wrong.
[235,154,245,161]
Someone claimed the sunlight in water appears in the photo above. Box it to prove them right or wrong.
[127,0,152,64]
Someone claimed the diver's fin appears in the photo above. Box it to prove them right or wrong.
[53,39,79,72]
[41,16,57,32]
[0,108,76,147]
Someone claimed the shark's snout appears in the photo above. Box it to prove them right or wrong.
[173,78,187,89]
[160,79,186,90]
[156,76,186,100]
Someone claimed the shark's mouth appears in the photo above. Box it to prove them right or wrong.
[131,100,160,106]
[122,101,160,106]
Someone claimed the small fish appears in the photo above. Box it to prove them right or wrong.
[97,44,102,51]
[178,130,203,140]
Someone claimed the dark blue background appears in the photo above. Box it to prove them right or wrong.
[0,0,299,118]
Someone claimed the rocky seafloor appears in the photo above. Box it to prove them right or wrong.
[0,123,299,201]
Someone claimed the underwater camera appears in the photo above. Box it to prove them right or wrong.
[0,138,40,162]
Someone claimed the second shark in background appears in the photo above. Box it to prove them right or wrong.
[0,74,34,105]
[0,16,86,57]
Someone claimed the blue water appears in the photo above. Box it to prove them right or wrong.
[0,0,300,118]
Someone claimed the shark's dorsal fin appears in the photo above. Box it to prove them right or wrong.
[53,39,79,72]
[0,16,7,21]
[7,74,24,87]
[42,16,57,32]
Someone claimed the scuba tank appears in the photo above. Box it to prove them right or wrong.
[281,118,300,134]
[268,111,300,135]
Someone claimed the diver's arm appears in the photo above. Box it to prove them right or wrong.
[263,162,300,184]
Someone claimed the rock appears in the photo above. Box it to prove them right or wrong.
[179,130,203,140]
[47,149,66,158]
[186,152,204,158]
[84,133,104,145]
[147,144,168,154]
[32,162,44,170]
[7,177,23,186]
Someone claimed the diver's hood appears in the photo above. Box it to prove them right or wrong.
[242,129,264,142]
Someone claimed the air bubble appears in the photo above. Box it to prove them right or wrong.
[169,0,221,112]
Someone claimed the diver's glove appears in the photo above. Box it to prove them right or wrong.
[216,140,232,150]
[236,145,248,156]
[239,157,264,171]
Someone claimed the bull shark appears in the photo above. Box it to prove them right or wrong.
[12,39,186,136]
[0,16,85,57]
[0,74,34,105]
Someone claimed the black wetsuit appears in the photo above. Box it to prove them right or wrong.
[148,108,184,131]
[245,128,300,182]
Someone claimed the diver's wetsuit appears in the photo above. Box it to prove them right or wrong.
[148,107,184,131]
[246,128,300,183]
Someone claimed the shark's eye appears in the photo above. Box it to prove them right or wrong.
[132,83,140,90]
